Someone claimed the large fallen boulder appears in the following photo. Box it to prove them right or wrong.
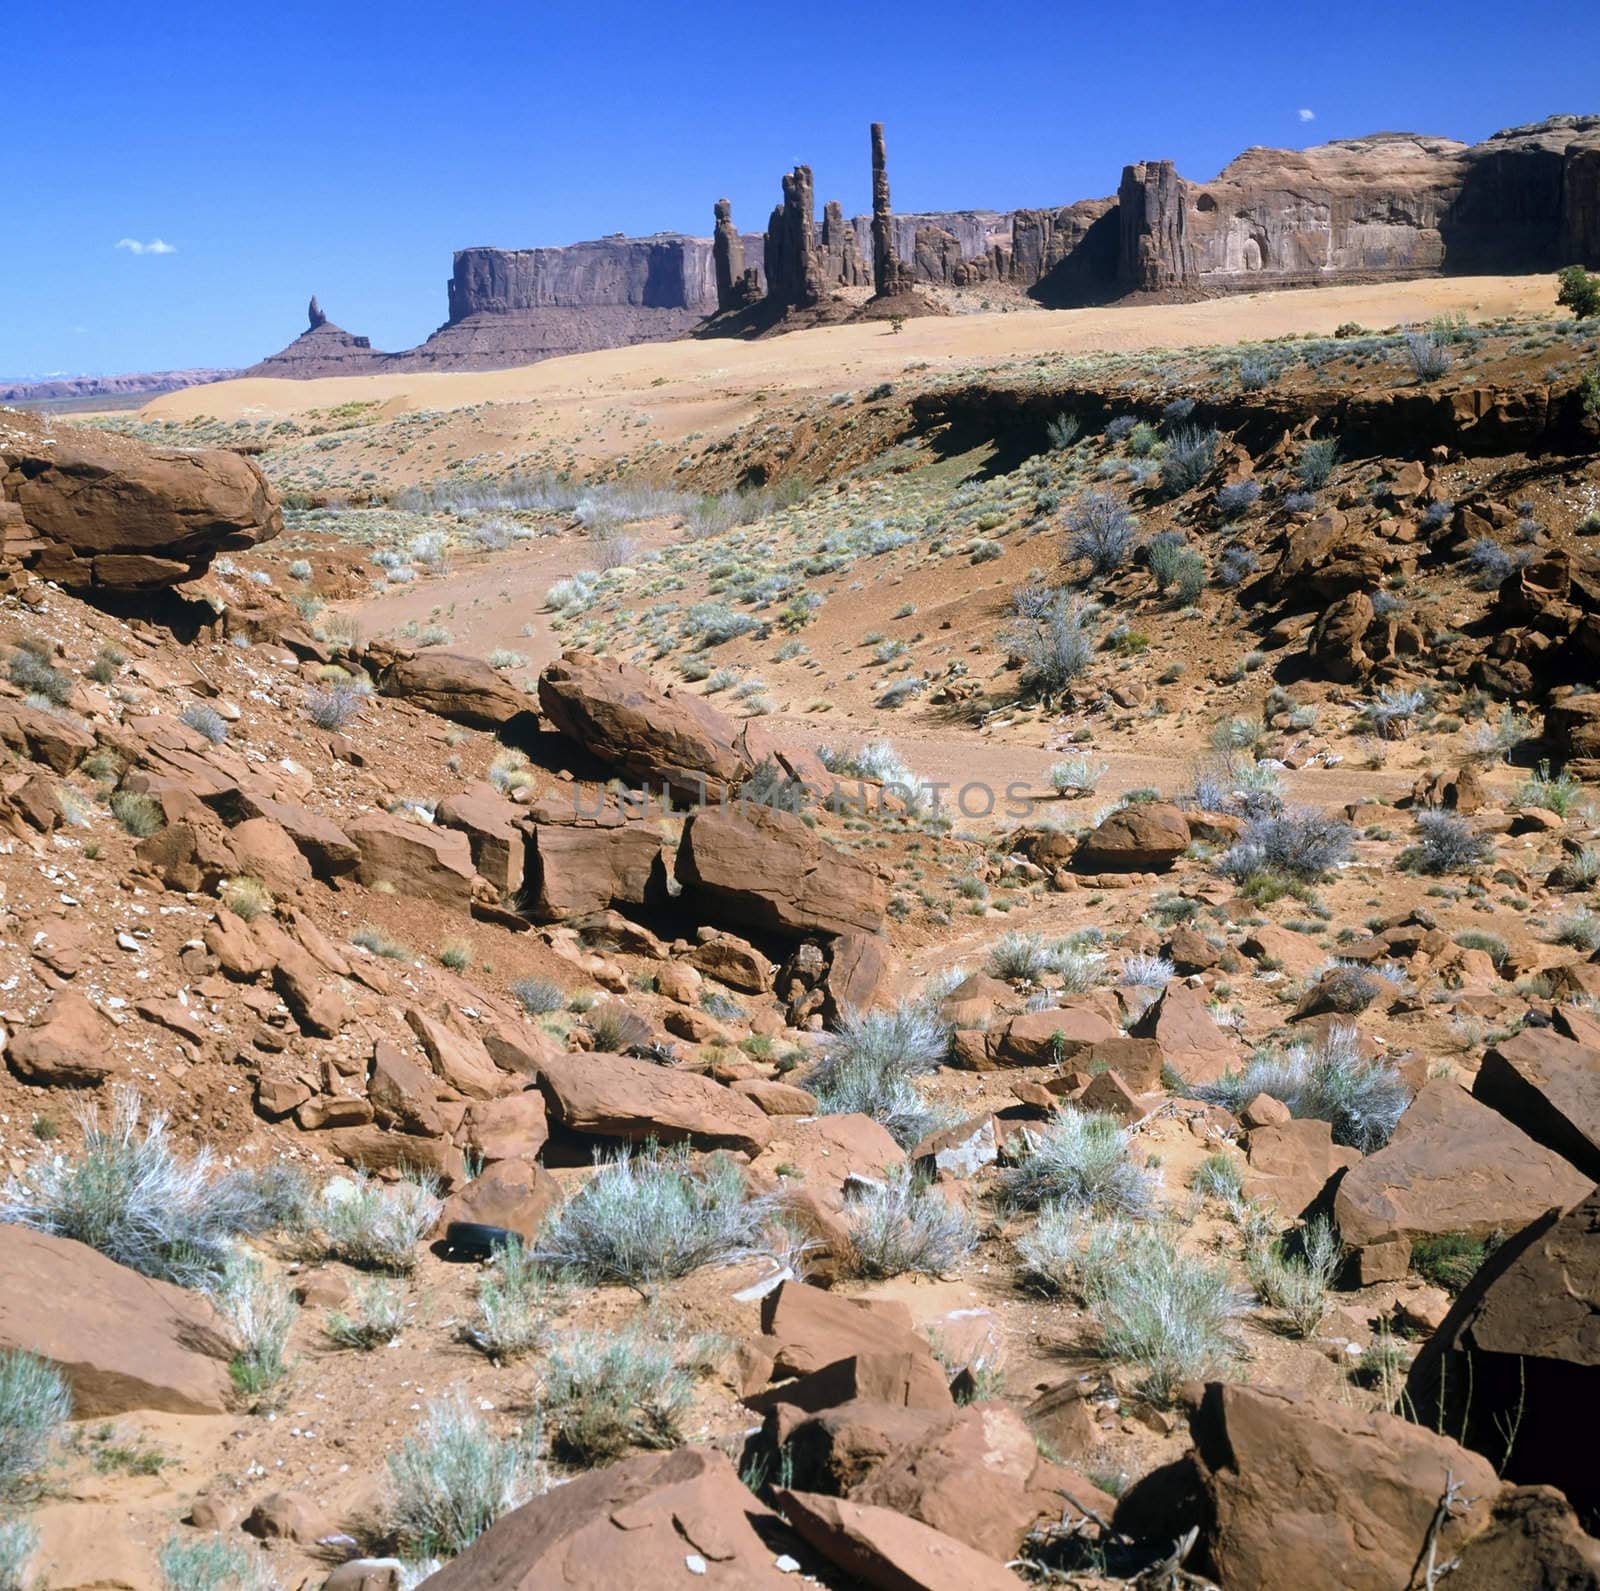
[533,1049,772,1155]
[1333,1081,1593,1251]
[0,408,280,588]
[538,651,749,801]
[850,1402,1078,1561]
[1474,1027,1600,1182]
[678,805,887,939]
[1189,1381,1600,1590]
[1406,1187,1600,1525]
[348,813,476,908]
[1128,981,1240,1085]
[435,784,526,895]
[0,1227,235,1415]
[5,990,121,1086]
[1189,1382,1498,1591]
[374,648,532,729]
[522,820,666,920]
[419,1446,797,1589]
[1072,802,1190,872]
[774,1489,1026,1591]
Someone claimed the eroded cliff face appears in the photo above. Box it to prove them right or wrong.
[244,114,1600,377]
[444,237,719,318]
[1111,119,1600,295]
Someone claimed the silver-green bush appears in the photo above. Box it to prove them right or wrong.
[535,1144,772,1285]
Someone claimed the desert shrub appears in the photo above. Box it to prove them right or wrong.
[0,1519,39,1591]
[386,1387,541,1559]
[1554,846,1600,888]
[1093,1223,1242,1401]
[1465,536,1518,589]
[1050,936,1108,993]
[325,1278,409,1350]
[1195,1024,1409,1152]
[1368,686,1426,739]
[1121,953,1175,988]
[0,1089,307,1287]
[1557,263,1600,320]
[180,703,229,745]
[1411,1232,1492,1292]
[536,1143,772,1284]
[806,1001,949,1147]
[110,789,164,837]
[1404,330,1453,381]
[1404,810,1494,875]
[1066,491,1138,574]
[817,739,931,810]
[1160,426,1219,494]
[220,876,271,922]
[8,644,72,707]
[1555,908,1600,952]
[318,1171,442,1273]
[1145,532,1189,592]
[509,976,565,1015]
[1216,545,1258,586]
[157,1534,271,1591]
[845,1167,977,1278]
[1019,1210,1241,1401]
[584,1001,652,1054]
[999,1108,1154,1214]
[1048,756,1107,796]
[1297,437,1340,489]
[538,1325,694,1464]
[351,924,409,960]
[1236,357,1273,391]
[987,930,1049,982]
[1453,929,1509,965]
[305,684,364,730]
[0,1351,71,1496]
[1315,963,1383,1013]
[437,938,471,971]
[1168,548,1206,604]
[1104,415,1137,443]
[1045,413,1082,450]
[1216,480,1261,519]
[1127,420,1160,456]
[1248,1215,1341,1337]
[1162,397,1196,425]
[1514,760,1582,818]
[1217,807,1354,884]
[1000,589,1098,704]
[1192,1151,1243,1201]
[487,749,534,795]
[210,1252,295,1401]
[466,1239,562,1360]
[685,601,760,647]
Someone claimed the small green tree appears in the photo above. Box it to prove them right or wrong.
[1557,264,1600,321]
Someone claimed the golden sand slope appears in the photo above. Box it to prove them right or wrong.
[149,274,1561,461]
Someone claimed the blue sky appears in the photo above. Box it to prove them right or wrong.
[6,0,1595,376]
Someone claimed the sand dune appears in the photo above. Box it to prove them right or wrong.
[150,274,1560,436]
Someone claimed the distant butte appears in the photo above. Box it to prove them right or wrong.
[239,113,1600,377]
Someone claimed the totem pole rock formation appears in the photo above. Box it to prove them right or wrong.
[712,199,744,312]
[764,166,824,310]
[870,121,910,296]
[307,295,327,330]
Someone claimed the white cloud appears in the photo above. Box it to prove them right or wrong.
[1297,108,1316,123]
[115,237,176,255]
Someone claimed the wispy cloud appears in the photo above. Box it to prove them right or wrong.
[115,237,177,255]
[1297,108,1316,123]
